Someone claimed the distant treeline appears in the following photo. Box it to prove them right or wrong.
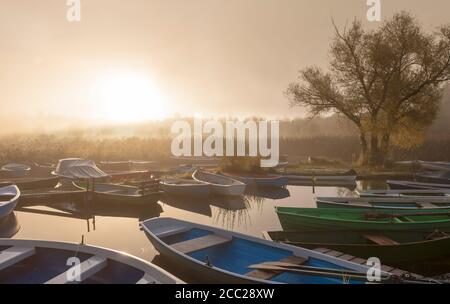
[1,134,449,164]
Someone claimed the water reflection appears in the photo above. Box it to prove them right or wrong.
[9,184,378,282]
[245,186,291,200]
[0,213,20,238]
[160,194,212,217]
[211,196,251,230]
[16,200,163,222]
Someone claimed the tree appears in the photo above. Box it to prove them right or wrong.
[286,12,450,166]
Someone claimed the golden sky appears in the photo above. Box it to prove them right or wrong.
[1,0,449,126]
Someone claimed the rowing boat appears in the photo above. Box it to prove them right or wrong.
[416,171,450,184]
[192,170,246,196]
[281,169,357,184]
[316,197,450,211]
[221,172,288,188]
[262,230,450,265]
[0,214,20,238]
[0,238,183,284]
[0,176,59,191]
[276,207,450,231]
[1,163,31,178]
[0,185,20,219]
[73,181,162,206]
[141,217,395,284]
[160,178,211,198]
[387,180,450,190]
[357,189,450,198]
[418,161,450,172]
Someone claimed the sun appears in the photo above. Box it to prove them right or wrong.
[93,71,168,123]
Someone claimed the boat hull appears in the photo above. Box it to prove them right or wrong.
[0,177,58,191]
[276,208,450,232]
[388,180,450,190]
[0,185,20,219]
[264,230,450,265]
[223,173,288,188]
[193,170,246,196]
[316,200,450,211]
[141,218,384,285]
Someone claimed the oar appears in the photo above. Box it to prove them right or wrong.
[248,264,370,281]
[252,261,381,277]
[248,263,445,284]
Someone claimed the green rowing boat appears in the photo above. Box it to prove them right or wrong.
[275,207,450,231]
[263,230,450,265]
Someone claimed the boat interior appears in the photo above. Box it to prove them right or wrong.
[157,227,363,284]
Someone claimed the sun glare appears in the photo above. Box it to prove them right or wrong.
[93,72,168,123]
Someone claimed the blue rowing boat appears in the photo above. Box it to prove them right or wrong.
[141,218,400,284]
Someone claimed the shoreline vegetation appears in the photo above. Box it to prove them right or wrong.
[0,128,445,179]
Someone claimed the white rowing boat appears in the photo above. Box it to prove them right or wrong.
[0,238,183,284]
[0,185,20,219]
[160,178,211,198]
[192,170,246,196]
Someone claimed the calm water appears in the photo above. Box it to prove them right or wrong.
[3,180,448,282]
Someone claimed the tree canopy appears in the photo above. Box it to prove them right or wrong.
[286,12,450,166]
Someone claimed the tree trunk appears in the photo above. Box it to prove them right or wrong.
[368,133,386,167]
[359,132,369,165]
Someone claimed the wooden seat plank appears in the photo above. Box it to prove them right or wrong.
[337,254,355,261]
[45,256,107,284]
[172,234,231,254]
[0,247,35,271]
[246,255,308,280]
[155,226,190,238]
[313,247,331,254]
[349,257,367,265]
[324,250,344,257]
[363,234,399,246]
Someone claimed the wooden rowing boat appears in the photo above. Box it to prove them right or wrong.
[0,185,20,219]
[1,163,31,178]
[387,180,450,190]
[0,238,183,284]
[192,170,246,196]
[221,172,288,188]
[73,181,162,206]
[0,176,59,191]
[316,196,450,211]
[280,169,357,184]
[357,189,450,198]
[262,229,450,265]
[416,171,450,184]
[141,217,398,284]
[160,178,211,198]
[418,161,450,172]
[276,207,450,231]
[0,214,20,238]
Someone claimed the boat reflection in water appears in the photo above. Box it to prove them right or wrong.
[244,186,291,200]
[0,213,20,238]
[16,199,163,223]
[210,195,251,230]
[160,194,212,217]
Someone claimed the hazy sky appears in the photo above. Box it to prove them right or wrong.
[1,0,449,126]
